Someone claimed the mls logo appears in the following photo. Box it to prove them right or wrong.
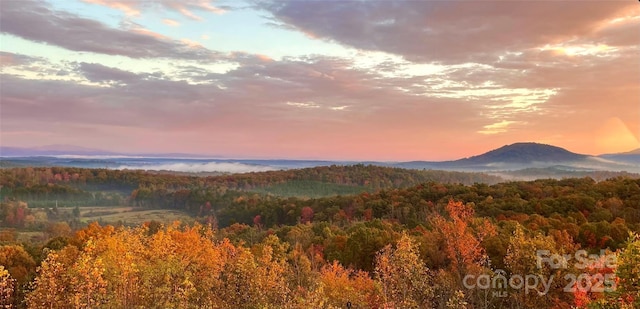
[492,290,508,298]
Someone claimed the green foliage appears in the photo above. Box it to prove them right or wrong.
[613,233,640,307]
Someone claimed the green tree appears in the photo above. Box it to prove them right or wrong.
[612,233,640,308]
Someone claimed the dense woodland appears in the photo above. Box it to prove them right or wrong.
[1,166,639,308]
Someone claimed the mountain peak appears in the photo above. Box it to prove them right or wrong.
[456,142,587,165]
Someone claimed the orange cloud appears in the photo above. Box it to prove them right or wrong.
[162,19,180,27]
[257,54,274,62]
[81,0,140,16]
[130,27,169,40]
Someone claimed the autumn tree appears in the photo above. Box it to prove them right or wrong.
[301,206,314,224]
[0,266,15,309]
[432,200,496,279]
[317,261,381,308]
[26,246,80,308]
[375,233,433,308]
[503,225,571,308]
[67,243,109,308]
[0,245,36,285]
[609,233,640,308]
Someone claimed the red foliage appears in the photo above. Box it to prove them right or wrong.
[363,209,373,221]
[301,207,314,224]
[253,215,263,229]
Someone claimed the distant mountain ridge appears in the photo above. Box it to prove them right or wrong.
[2,142,638,174]
[453,142,587,165]
[602,148,640,156]
[599,148,640,166]
[395,142,638,173]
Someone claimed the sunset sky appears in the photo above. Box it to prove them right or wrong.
[1,0,639,161]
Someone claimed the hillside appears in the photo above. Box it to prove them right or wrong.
[599,148,640,165]
[453,142,587,165]
[395,142,592,171]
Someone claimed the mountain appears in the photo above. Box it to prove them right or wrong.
[623,148,640,155]
[453,142,587,165]
[2,142,638,174]
[599,148,640,165]
[600,148,640,156]
[396,142,638,172]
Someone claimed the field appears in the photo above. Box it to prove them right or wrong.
[75,206,194,226]
[6,206,194,242]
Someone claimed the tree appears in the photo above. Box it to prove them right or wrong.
[446,290,468,309]
[68,244,109,308]
[301,206,314,224]
[45,222,72,238]
[0,266,15,309]
[432,200,496,280]
[25,247,78,308]
[612,233,640,308]
[0,245,36,285]
[503,225,570,308]
[318,261,381,308]
[375,233,433,308]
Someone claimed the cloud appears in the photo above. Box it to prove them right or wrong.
[1,53,489,159]
[0,52,43,67]
[252,1,638,149]
[77,62,141,84]
[82,0,226,19]
[257,1,635,64]
[479,120,518,135]
[81,0,142,16]
[286,101,320,109]
[245,1,637,152]
[0,0,223,60]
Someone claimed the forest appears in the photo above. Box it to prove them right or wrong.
[1,165,639,308]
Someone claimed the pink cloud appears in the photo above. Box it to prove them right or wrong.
[82,0,225,20]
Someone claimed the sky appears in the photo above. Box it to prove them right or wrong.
[1,0,639,161]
